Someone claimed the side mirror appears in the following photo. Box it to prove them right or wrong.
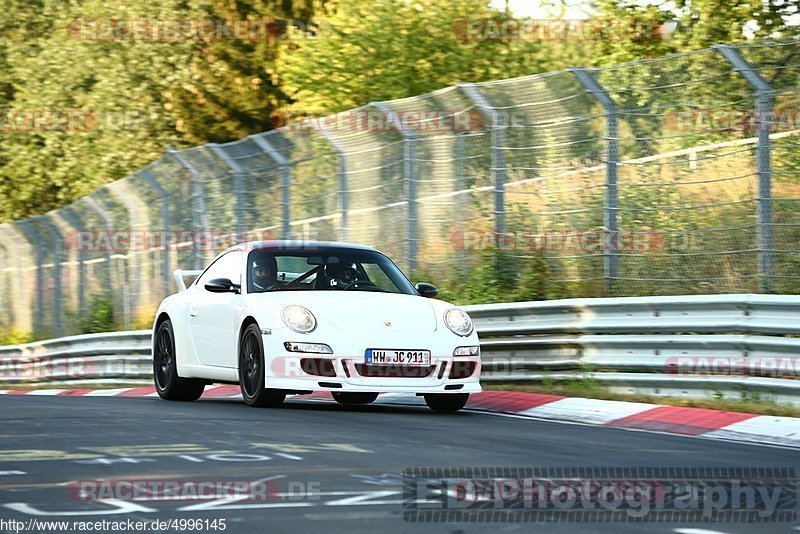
[205,278,240,294]
[415,282,438,298]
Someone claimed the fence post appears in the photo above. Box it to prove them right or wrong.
[14,221,44,335]
[714,44,775,292]
[0,239,6,328]
[88,192,130,330]
[105,181,149,324]
[250,134,292,240]
[85,197,114,298]
[569,68,619,294]
[59,207,87,318]
[0,230,19,329]
[0,241,6,328]
[454,132,469,278]
[15,218,63,336]
[168,149,210,269]
[208,145,245,242]
[311,127,349,243]
[459,84,507,243]
[0,225,32,333]
[139,169,172,298]
[372,102,419,272]
[40,217,64,336]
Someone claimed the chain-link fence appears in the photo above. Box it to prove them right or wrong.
[2,40,800,338]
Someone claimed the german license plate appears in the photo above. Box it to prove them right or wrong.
[365,349,431,366]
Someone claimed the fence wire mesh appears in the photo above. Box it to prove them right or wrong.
[2,40,800,338]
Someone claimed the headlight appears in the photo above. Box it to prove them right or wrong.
[453,346,480,356]
[284,342,332,354]
[282,305,317,333]
[444,309,474,337]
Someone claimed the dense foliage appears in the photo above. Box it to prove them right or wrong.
[3,0,795,223]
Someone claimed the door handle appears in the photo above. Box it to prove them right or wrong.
[189,307,198,318]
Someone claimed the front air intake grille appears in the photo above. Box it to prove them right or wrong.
[354,364,435,378]
[300,358,336,377]
[448,361,477,379]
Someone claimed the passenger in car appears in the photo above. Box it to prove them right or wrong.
[325,263,359,288]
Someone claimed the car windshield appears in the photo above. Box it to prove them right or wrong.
[246,249,417,295]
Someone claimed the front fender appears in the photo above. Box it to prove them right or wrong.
[153,293,197,375]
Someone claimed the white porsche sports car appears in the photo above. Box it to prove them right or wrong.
[152,240,481,412]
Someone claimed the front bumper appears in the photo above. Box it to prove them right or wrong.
[261,331,482,394]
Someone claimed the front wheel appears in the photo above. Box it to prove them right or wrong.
[332,392,379,405]
[153,320,205,401]
[239,323,285,408]
[424,393,469,413]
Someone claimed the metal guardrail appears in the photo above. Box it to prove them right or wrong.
[1,294,799,405]
[0,330,151,386]
[466,294,800,406]
[465,294,800,335]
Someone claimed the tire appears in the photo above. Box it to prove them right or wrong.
[332,392,379,405]
[424,393,469,413]
[153,320,205,401]
[239,323,285,408]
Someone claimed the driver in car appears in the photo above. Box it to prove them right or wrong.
[252,257,278,292]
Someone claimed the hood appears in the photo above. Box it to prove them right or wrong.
[258,291,438,333]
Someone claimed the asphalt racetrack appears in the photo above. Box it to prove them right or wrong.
[0,394,797,534]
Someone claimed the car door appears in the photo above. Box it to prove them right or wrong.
[189,250,243,368]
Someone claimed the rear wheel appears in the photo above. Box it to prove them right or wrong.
[153,320,205,401]
[424,393,469,413]
[332,392,379,405]
[239,323,285,408]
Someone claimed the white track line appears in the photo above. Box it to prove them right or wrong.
[674,529,732,534]
[83,388,134,396]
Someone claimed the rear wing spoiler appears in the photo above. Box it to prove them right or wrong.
[173,269,203,293]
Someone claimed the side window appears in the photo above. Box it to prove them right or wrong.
[196,251,242,290]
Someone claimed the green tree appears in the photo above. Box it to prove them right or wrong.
[166,0,325,144]
[594,0,799,64]
[276,0,548,113]
[0,0,196,221]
